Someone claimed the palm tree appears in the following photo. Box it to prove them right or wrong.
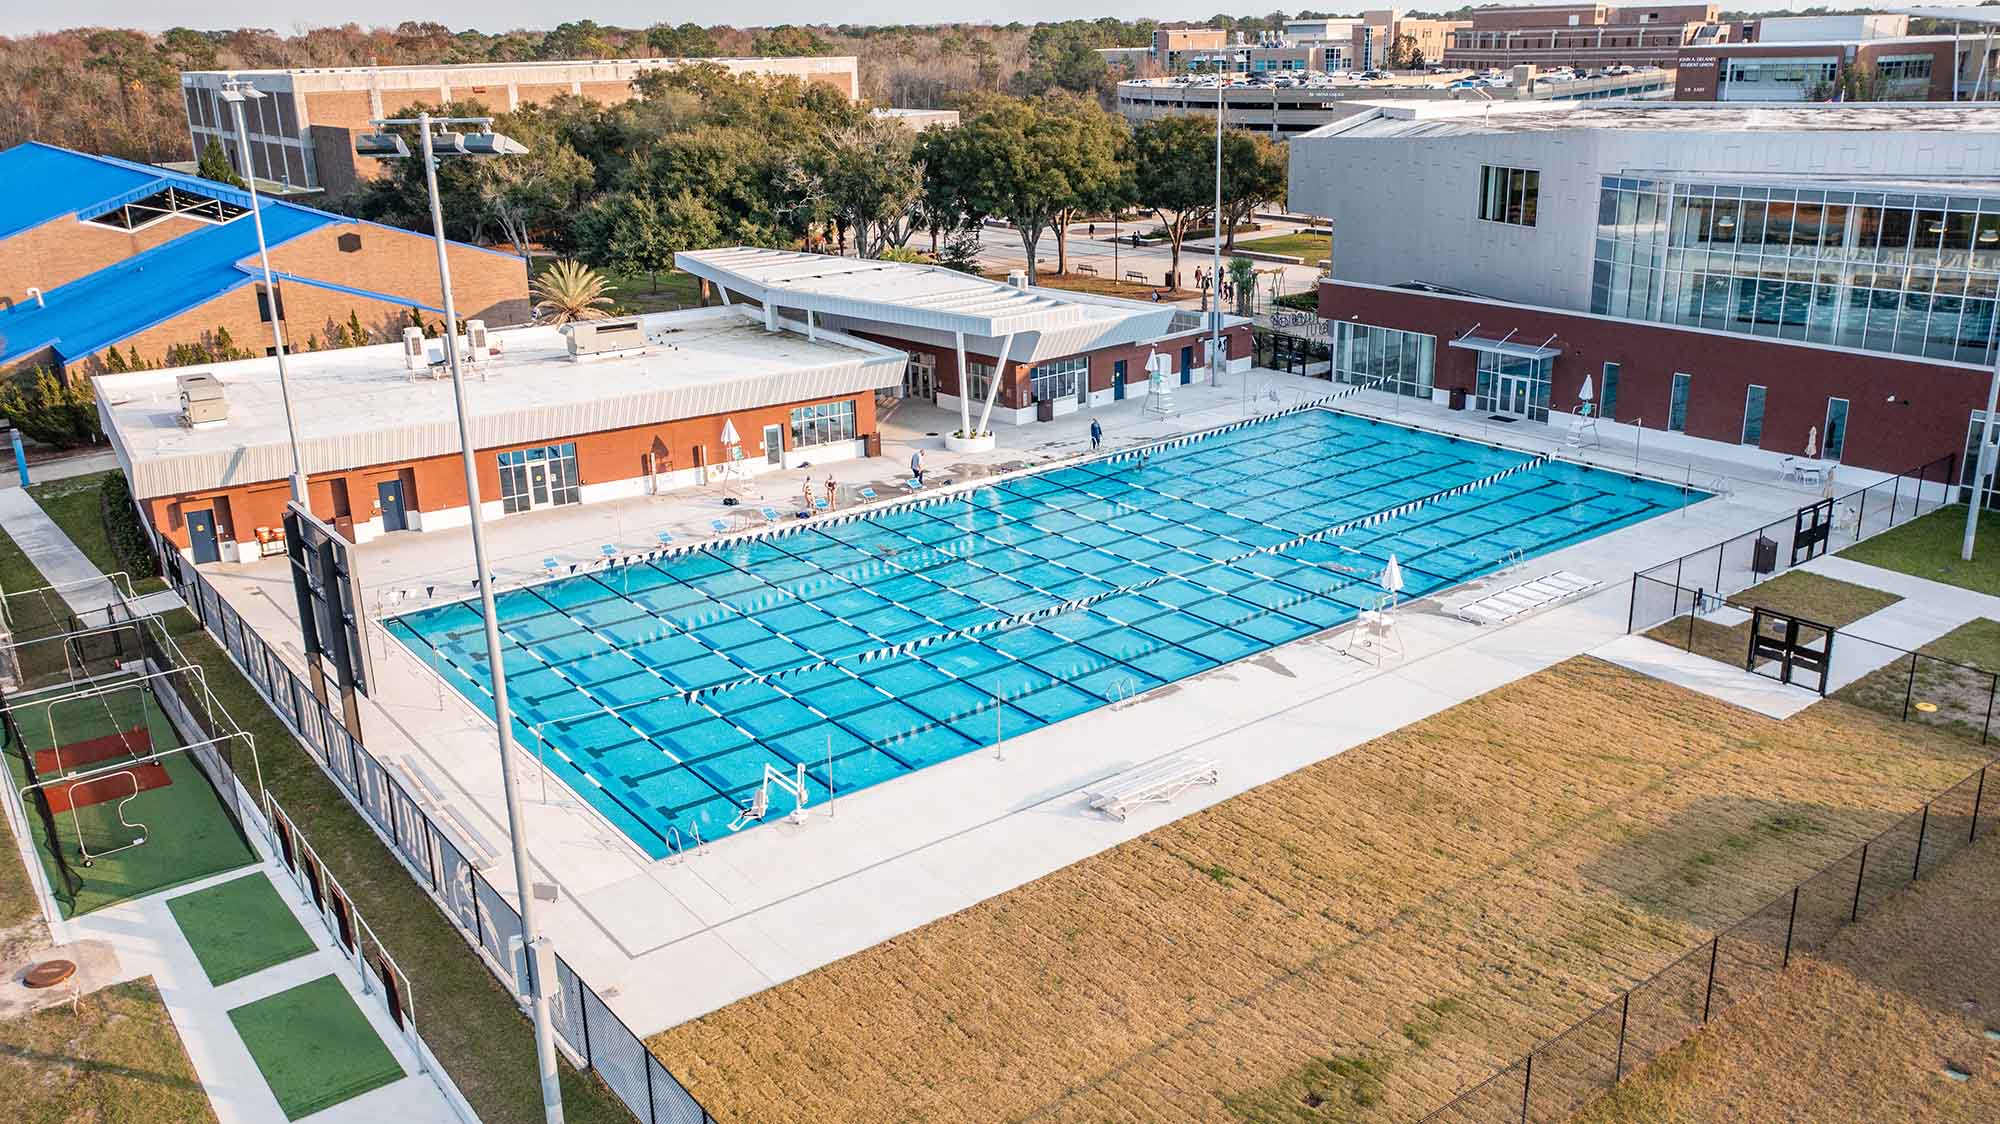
[530,260,617,325]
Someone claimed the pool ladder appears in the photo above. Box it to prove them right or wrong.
[665,824,704,866]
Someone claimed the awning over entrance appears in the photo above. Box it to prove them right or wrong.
[1447,335,1564,361]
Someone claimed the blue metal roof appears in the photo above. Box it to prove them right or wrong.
[0,142,260,237]
[0,202,336,368]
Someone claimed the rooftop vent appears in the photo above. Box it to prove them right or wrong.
[1006,269,1029,290]
[176,373,227,427]
[564,318,647,362]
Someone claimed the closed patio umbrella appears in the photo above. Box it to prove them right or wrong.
[1381,554,1405,606]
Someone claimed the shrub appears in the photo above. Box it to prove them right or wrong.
[99,471,159,580]
[0,368,102,448]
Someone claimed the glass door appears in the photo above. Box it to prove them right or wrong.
[528,463,551,507]
[1498,372,1532,417]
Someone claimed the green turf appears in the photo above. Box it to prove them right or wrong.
[167,873,318,986]
[1840,502,2000,597]
[228,974,405,1120]
[2,677,256,917]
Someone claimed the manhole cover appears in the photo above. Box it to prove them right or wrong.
[1915,701,1939,713]
[23,960,76,989]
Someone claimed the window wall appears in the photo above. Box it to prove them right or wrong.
[964,360,996,404]
[1028,356,1089,403]
[1332,322,1436,398]
[1717,56,1838,102]
[498,443,580,514]
[1473,351,1552,422]
[1479,165,1540,227]
[1591,175,2000,366]
[791,400,857,448]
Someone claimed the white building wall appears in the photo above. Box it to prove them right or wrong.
[1289,109,2000,314]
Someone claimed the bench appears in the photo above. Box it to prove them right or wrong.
[1082,752,1219,821]
[1076,263,1098,276]
[1455,570,1599,626]
[1124,270,1148,285]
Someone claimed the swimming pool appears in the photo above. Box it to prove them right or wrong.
[387,409,1694,856]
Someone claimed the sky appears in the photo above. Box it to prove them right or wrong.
[0,0,1917,38]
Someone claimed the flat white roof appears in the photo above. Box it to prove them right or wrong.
[679,247,1232,364]
[1300,97,2000,138]
[96,305,904,501]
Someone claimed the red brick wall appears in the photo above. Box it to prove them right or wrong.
[847,325,1252,412]
[264,222,528,327]
[144,391,881,551]
[0,214,205,300]
[1320,280,1980,474]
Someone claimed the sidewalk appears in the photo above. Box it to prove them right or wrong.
[0,483,183,619]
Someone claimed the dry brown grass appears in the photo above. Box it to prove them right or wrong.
[1573,827,2000,1124]
[1643,570,1901,667]
[647,658,1991,1123]
[1834,618,2000,742]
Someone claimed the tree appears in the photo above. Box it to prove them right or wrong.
[197,137,243,187]
[539,20,613,60]
[475,136,594,262]
[0,369,101,448]
[647,23,719,57]
[1013,22,1113,97]
[1387,34,1420,70]
[1130,115,1216,288]
[753,26,831,57]
[921,94,1128,285]
[1228,256,1258,316]
[1217,131,1287,250]
[580,185,719,292]
[530,260,618,324]
[807,117,926,258]
[1038,97,1130,276]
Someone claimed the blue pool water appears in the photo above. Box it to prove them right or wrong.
[388,410,1694,856]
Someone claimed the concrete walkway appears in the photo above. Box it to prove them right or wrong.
[1590,632,1819,720]
[0,482,183,619]
[1801,554,2000,693]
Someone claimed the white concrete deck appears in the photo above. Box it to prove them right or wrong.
[194,369,1855,1037]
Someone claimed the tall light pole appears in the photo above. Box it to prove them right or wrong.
[220,76,307,503]
[1211,81,1226,394]
[357,115,563,1124]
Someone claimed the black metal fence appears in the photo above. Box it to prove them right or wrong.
[1421,761,1993,1123]
[1628,454,1955,619]
[153,547,717,1124]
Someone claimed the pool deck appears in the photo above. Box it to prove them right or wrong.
[196,369,1875,1038]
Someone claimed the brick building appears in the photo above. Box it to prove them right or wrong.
[1674,16,2000,101]
[179,57,861,197]
[97,305,905,563]
[1287,99,2000,480]
[1446,3,1733,71]
[0,143,527,379]
[676,248,1254,444]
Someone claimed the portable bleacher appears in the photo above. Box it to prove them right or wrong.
[1082,753,1218,821]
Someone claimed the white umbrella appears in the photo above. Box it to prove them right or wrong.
[1804,425,1818,459]
[1578,373,1594,402]
[1381,554,1404,604]
[720,418,742,446]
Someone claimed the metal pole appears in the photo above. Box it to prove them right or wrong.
[1781,885,1798,968]
[1962,364,1999,561]
[417,115,565,1124]
[1519,1053,1532,1124]
[1613,992,1629,1083]
[1212,85,1226,396]
[1850,841,1868,923]
[1913,802,1930,879]
[1973,767,1986,841]
[1701,934,1718,1022]
[228,79,307,504]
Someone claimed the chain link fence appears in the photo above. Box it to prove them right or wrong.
[154,541,717,1124]
[1422,762,1993,1123]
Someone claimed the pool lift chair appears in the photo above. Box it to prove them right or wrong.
[728,762,813,831]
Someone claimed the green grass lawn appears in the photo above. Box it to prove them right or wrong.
[1644,570,1902,667]
[0,977,218,1124]
[1231,230,1334,261]
[24,471,166,595]
[1840,503,2000,597]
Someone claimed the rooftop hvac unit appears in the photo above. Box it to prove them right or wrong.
[1006,269,1028,290]
[402,326,428,371]
[466,319,489,362]
[177,373,227,426]
[564,318,646,361]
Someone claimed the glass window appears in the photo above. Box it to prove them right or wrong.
[790,400,857,448]
[1742,384,1766,446]
[1332,322,1436,398]
[1668,372,1691,433]
[1479,165,1539,227]
[1599,362,1619,421]
[496,443,579,513]
[1823,397,1849,461]
[1028,356,1088,404]
[964,361,997,403]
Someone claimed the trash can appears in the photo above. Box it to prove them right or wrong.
[865,432,882,458]
[1037,398,1055,422]
[1752,535,1778,575]
[1448,386,1468,412]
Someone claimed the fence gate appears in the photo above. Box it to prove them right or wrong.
[1791,498,1835,566]
[1747,606,1834,695]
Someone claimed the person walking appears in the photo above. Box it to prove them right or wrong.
[825,475,838,509]
[1089,417,1103,451]
[910,448,925,486]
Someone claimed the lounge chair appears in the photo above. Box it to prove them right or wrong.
[709,518,731,535]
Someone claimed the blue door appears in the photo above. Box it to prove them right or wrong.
[1179,346,1193,385]
[187,508,220,564]
[378,479,407,532]
[1113,360,1127,401]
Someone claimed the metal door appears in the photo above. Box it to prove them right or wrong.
[528,463,550,507]
[763,424,784,466]
[1113,360,1127,401]
[1179,346,1193,385]
[188,508,220,564]
[377,480,407,532]
[1747,606,1834,695]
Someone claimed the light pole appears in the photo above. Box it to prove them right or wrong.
[220,76,307,503]
[1211,82,1226,394]
[357,115,564,1124]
